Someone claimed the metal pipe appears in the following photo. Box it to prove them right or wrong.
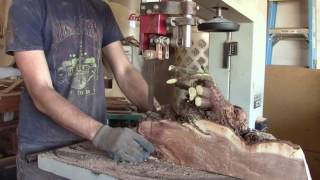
[227,32,232,42]
[183,0,193,48]
[183,15,193,48]
[217,8,222,17]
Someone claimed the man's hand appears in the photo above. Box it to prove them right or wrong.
[92,126,154,163]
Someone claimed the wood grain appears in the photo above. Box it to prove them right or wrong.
[138,120,309,180]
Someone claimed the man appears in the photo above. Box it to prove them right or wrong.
[6,0,155,179]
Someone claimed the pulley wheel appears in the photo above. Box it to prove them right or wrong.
[198,17,240,32]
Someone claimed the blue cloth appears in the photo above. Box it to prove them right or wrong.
[5,0,123,155]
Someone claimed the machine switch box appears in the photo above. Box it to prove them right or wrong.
[223,41,238,68]
[225,42,238,56]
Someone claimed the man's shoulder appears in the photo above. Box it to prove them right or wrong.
[91,0,108,5]
[85,0,115,20]
[90,0,113,12]
[88,0,108,8]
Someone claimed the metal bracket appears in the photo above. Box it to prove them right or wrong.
[270,28,309,46]
[167,16,197,27]
[140,1,198,16]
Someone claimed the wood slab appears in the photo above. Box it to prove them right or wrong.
[38,142,235,180]
[138,120,311,180]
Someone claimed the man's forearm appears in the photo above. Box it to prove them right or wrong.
[32,86,103,140]
[102,41,158,112]
[116,66,150,112]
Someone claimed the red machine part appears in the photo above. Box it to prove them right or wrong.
[139,0,169,52]
[139,14,167,51]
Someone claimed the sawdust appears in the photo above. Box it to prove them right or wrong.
[41,142,236,180]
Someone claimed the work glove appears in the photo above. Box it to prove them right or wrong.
[92,126,154,163]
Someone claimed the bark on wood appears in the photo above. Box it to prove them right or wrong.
[196,85,211,99]
[185,78,248,135]
[138,120,309,180]
[166,79,190,90]
[168,65,201,76]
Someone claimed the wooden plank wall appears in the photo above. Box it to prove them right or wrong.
[0,0,14,67]
[264,65,320,179]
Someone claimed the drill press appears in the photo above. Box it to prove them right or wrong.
[139,0,199,110]
[139,0,241,111]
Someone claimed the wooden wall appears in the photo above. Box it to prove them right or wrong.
[264,65,320,179]
[0,0,14,67]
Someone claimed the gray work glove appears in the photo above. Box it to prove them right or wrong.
[92,126,154,163]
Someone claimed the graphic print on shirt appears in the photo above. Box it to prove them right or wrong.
[57,51,98,96]
[53,18,101,97]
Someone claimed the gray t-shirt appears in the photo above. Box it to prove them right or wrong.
[6,0,123,154]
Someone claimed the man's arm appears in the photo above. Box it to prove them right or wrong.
[102,41,157,112]
[15,50,154,163]
[15,50,103,140]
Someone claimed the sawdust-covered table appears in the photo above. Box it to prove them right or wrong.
[38,142,235,180]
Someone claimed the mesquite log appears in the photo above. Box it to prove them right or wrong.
[166,78,190,90]
[195,85,211,99]
[138,120,309,180]
[141,68,311,179]
[166,73,247,135]
[201,79,248,134]
[168,65,200,76]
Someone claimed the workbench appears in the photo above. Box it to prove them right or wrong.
[38,142,235,180]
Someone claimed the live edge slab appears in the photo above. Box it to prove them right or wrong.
[38,142,235,180]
